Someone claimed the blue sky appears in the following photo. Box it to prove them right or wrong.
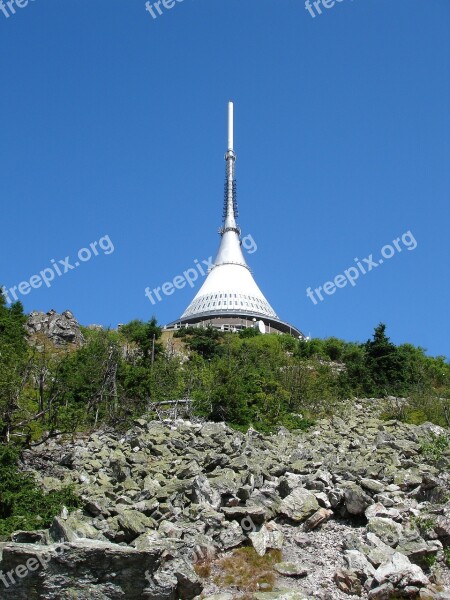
[0,0,449,356]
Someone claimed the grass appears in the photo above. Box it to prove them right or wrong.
[410,515,437,537]
[212,547,282,593]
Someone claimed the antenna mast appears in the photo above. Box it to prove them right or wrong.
[222,101,239,232]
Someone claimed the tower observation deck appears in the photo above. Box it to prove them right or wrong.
[166,102,304,338]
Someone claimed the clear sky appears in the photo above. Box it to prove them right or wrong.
[0,0,449,356]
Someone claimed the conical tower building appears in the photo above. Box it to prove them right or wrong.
[167,102,303,338]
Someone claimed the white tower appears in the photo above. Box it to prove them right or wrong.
[168,102,303,337]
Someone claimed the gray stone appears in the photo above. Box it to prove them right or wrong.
[25,309,85,348]
[249,523,284,557]
[367,517,403,547]
[344,549,376,580]
[273,562,308,577]
[278,488,319,522]
[342,483,372,515]
[373,551,429,589]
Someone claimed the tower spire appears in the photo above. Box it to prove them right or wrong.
[223,101,238,232]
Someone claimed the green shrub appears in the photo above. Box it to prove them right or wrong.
[419,433,450,464]
[0,445,79,539]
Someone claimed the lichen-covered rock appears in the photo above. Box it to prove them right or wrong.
[278,488,319,522]
[367,517,403,547]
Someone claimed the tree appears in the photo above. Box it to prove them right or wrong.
[0,296,30,443]
[364,323,407,396]
[119,318,162,364]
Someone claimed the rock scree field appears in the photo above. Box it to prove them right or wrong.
[0,398,449,599]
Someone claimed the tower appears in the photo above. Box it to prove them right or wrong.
[166,102,303,338]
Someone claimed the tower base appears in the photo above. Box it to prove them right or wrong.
[165,311,304,338]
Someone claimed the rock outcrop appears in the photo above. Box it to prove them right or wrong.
[25,309,85,348]
[1,399,449,599]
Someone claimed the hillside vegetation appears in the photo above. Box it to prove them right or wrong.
[1,295,448,445]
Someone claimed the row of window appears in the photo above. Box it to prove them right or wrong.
[185,293,274,316]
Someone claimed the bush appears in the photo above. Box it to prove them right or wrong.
[0,445,79,539]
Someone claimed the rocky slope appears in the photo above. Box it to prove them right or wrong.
[0,399,449,599]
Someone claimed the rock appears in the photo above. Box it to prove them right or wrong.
[314,491,331,509]
[361,478,386,493]
[278,488,319,522]
[367,582,395,599]
[372,551,429,589]
[49,513,105,543]
[249,523,284,557]
[10,530,48,544]
[344,549,376,581]
[221,505,266,526]
[0,540,161,599]
[252,592,309,599]
[105,509,155,543]
[342,482,372,515]
[365,503,402,522]
[435,515,450,545]
[293,532,312,547]
[216,520,246,550]
[365,532,396,566]
[7,401,450,599]
[394,469,423,490]
[367,517,403,547]
[273,562,308,577]
[191,475,221,510]
[166,558,203,599]
[334,568,362,595]
[25,309,85,348]
[303,507,333,532]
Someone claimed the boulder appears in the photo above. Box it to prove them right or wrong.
[334,568,362,595]
[278,488,319,522]
[303,508,333,532]
[0,540,162,599]
[341,483,372,515]
[372,551,429,589]
[367,517,403,547]
[249,523,284,557]
[344,549,376,581]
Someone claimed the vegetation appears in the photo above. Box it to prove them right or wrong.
[0,292,448,442]
[0,289,448,537]
[419,433,450,464]
[0,445,79,539]
[444,547,450,568]
[212,547,282,593]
